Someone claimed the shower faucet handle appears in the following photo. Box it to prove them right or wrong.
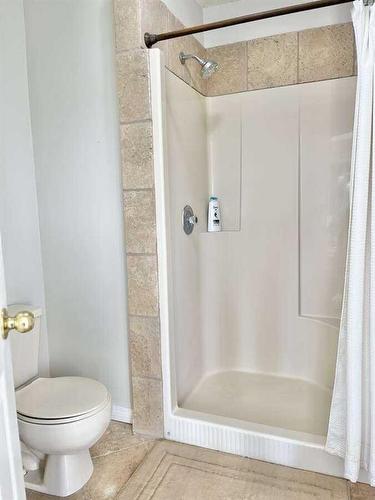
[182,205,198,235]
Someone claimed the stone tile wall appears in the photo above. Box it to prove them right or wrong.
[114,0,356,439]
[207,23,356,96]
[114,0,206,438]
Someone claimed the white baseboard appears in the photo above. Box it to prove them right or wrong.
[112,405,133,423]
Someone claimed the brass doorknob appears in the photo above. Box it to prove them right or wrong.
[1,309,35,340]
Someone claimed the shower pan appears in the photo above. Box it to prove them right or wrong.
[149,49,361,480]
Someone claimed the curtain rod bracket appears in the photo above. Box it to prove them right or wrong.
[144,33,157,49]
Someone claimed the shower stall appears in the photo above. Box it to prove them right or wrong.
[150,47,358,477]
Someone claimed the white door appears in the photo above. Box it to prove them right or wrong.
[0,0,41,498]
[0,238,25,500]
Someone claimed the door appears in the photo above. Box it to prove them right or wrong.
[0,237,25,500]
[0,0,41,498]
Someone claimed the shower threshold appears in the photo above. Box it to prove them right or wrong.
[179,370,332,439]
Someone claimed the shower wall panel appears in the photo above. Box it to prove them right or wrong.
[165,72,355,405]
[206,96,242,231]
[299,78,356,325]
[200,77,355,389]
[165,71,208,402]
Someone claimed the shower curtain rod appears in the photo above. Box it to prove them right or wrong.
[144,0,357,48]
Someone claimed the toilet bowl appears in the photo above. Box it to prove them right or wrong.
[17,377,111,497]
[9,306,111,497]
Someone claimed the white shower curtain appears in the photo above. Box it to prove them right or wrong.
[326,0,375,485]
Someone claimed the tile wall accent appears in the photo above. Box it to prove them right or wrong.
[207,42,248,96]
[114,0,355,439]
[248,33,298,91]
[299,24,355,83]
[207,23,355,96]
[115,0,161,439]
[114,0,206,438]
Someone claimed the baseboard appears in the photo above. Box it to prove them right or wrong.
[112,405,133,423]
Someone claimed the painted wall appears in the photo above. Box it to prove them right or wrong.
[0,0,49,379]
[23,0,131,411]
[203,0,351,47]
[162,0,204,43]
[161,0,351,48]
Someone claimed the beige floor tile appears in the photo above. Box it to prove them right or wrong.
[26,422,155,500]
[350,481,375,499]
[90,421,153,458]
[118,440,350,500]
[88,442,155,499]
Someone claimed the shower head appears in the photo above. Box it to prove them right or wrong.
[179,52,219,79]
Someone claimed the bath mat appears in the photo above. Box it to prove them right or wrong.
[117,440,349,499]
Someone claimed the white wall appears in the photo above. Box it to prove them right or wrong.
[165,70,208,403]
[162,0,351,48]
[162,0,204,43]
[23,0,131,410]
[203,0,352,47]
[0,0,49,378]
[161,0,352,48]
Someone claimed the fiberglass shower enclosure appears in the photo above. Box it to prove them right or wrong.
[150,49,356,477]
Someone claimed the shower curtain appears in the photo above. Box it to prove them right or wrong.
[326,0,375,485]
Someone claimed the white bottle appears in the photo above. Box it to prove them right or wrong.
[208,196,222,232]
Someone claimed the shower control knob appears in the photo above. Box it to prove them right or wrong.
[182,205,198,235]
[1,308,35,340]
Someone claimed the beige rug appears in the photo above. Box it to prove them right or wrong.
[118,441,349,499]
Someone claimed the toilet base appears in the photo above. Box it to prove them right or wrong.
[25,450,93,497]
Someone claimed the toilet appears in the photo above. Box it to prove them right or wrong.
[9,305,111,497]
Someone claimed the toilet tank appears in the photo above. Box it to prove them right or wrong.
[8,304,42,388]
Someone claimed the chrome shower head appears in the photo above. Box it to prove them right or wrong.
[200,58,219,79]
[179,52,219,79]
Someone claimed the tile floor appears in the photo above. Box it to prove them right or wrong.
[26,421,375,499]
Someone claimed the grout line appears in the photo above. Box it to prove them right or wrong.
[120,117,153,126]
[126,252,157,257]
[116,46,145,56]
[129,314,160,321]
[123,188,154,193]
[120,118,153,126]
[91,439,152,460]
[132,375,163,383]
[115,441,158,498]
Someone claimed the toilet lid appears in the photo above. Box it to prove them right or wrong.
[16,377,109,420]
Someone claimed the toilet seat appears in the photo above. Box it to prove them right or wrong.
[16,376,110,424]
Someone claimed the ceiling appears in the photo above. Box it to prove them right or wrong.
[195,0,239,7]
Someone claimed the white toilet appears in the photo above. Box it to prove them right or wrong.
[9,305,111,497]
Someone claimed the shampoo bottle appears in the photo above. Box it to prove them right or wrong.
[208,196,222,232]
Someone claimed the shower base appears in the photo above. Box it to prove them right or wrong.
[180,370,331,437]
